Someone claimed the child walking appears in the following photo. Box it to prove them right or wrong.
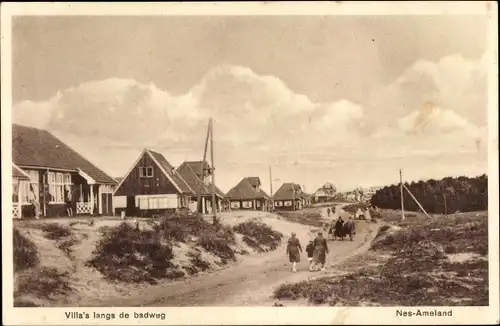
[305,240,315,271]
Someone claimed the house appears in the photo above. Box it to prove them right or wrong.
[312,182,337,203]
[12,124,117,218]
[113,148,195,217]
[176,161,226,214]
[225,177,270,211]
[273,183,309,211]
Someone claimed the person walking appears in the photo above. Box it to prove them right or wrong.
[311,231,329,271]
[327,207,331,217]
[286,232,303,273]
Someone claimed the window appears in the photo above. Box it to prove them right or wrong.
[256,201,261,208]
[230,201,240,209]
[48,172,72,203]
[275,201,283,207]
[20,170,39,204]
[284,200,292,207]
[139,166,153,178]
[242,201,252,209]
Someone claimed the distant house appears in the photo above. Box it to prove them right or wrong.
[176,161,226,214]
[273,183,309,211]
[313,182,337,203]
[113,148,194,217]
[226,177,270,211]
[12,124,117,218]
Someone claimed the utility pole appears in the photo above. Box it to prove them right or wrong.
[443,194,447,216]
[210,118,218,225]
[269,166,273,212]
[197,119,211,215]
[400,169,405,221]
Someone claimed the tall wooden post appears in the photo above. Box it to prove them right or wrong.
[444,194,447,216]
[292,181,296,211]
[210,118,218,225]
[197,119,211,214]
[269,166,273,212]
[400,169,405,221]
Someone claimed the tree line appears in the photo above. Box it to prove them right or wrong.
[370,174,488,214]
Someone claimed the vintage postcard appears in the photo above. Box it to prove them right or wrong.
[1,1,499,325]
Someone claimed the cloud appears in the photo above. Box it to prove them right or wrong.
[366,53,488,129]
[11,55,489,192]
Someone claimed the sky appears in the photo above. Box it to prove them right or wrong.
[11,14,491,194]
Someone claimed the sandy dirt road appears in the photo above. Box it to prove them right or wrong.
[97,204,377,307]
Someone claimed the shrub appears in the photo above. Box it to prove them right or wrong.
[58,237,80,257]
[87,222,179,284]
[233,220,283,252]
[41,223,72,240]
[186,251,211,274]
[197,231,236,261]
[16,267,73,299]
[13,228,39,272]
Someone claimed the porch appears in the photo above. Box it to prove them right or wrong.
[74,183,114,216]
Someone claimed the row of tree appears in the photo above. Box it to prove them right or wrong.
[370,174,488,214]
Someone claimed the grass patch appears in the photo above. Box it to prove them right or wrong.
[40,222,80,258]
[87,222,181,284]
[41,223,72,240]
[16,267,73,300]
[273,212,488,306]
[233,220,283,252]
[185,251,211,275]
[13,228,40,272]
[276,209,324,227]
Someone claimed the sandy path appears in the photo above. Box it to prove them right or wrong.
[94,204,377,307]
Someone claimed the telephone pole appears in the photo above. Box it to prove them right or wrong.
[269,166,273,212]
[209,118,217,225]
[400,169,405,221]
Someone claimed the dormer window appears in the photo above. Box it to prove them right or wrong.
[139,166,153,178]
[256,185,260,192]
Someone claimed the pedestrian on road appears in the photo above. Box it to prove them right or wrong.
[286,232,303,273]
[327,207,331,217]
[311,231,329,271]
[305,240,315,270]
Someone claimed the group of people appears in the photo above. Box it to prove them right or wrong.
[326,206,336,217]
[285,231,329,273]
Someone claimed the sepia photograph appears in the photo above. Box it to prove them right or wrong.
[1,2,498,325]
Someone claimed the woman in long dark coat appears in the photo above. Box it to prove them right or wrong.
[286,232,303,273]
[311,231,329,271]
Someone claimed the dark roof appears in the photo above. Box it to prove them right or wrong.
[12,164,30,180]
[12,124,117,184]
[247,177,261,188]
[177,162,225,198]
[273,183,306,200]
[226,177,270,200]
[115,177,124,183]
[149,150,174,173]
[146,149,194,195]
[181,161,211,177]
